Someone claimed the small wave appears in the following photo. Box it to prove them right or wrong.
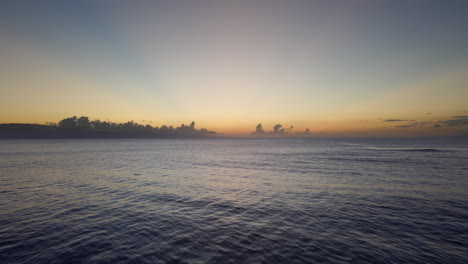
[395,148,440,152]
[373,148,447,152]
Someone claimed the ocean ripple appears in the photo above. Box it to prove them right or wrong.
[1,138,467,263]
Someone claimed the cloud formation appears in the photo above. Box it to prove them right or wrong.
[394,121,431,128]
[384,119,415,122]
[252,123,310,137]
[437,116,468,127]
[384,115,468,129]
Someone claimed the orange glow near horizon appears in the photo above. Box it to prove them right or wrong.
[1,2,468,137]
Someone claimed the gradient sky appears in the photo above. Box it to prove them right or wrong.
[1,0,468,136]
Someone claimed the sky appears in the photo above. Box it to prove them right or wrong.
[1,0,468,136]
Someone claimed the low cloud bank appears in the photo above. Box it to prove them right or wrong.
[0,116,217,139]
[384,115,468,129]
[252,123,311,137]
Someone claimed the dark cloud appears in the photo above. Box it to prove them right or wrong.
[1,116,218,138]
[384,119,415,122]
[438,116,468,127]
[273,124,283,134]
[390,115,468,129]
[251,123,310,137]
[252,123,266,135]
[296,128,311,136]
[426,113,432,115]
[394,121,431,128]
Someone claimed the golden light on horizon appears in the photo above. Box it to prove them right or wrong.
[1,1,468,137]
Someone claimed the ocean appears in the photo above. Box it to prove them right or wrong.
[0,138,467,263]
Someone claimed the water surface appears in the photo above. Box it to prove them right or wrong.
[1,138,467,263]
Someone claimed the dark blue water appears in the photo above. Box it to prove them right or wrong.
[1,138,467,263]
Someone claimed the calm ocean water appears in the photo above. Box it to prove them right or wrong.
[0,138,467,264]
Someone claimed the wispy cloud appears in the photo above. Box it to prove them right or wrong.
[388,115,468,129]
[436,116,468,127]
[394,121,431,128]
[384,119,415,122]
